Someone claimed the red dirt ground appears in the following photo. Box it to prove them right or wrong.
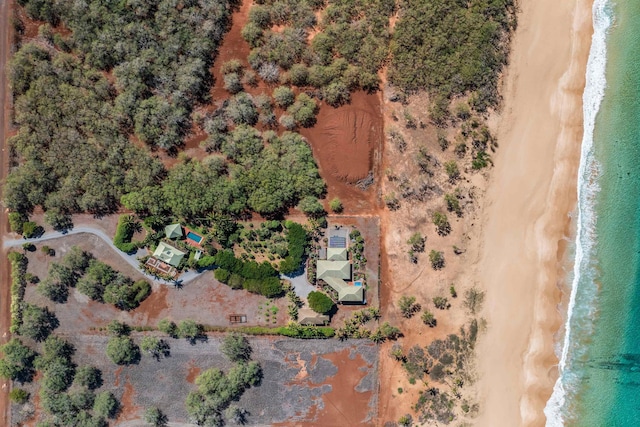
[277,347,375,427]
[301,91,385,215]
[135,283,169,325]
[186,361,201,384]
[116,380,141,423]
[0,0,15,424]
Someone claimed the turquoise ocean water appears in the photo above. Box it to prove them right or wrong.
[545,0,640,425]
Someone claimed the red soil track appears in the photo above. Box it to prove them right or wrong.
[0,0,14,424]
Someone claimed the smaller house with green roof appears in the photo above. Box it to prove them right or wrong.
[165,223,183,239]
[326,247,348,261]
[153,242,186,268]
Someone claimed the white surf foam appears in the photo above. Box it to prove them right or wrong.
[544,1,613,425]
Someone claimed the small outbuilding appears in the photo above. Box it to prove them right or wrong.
[298,308,330,326]
[165,223,183,239]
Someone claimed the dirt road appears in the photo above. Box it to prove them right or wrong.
[0,0,13,424]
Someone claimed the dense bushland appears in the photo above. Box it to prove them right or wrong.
[390,0,517,110]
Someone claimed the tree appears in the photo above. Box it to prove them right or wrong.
[429,250,445,270]
[225,405,248,425]
[421,310,437,327]
[178,320,203,343]
[272,86,294,108]
[444,193,463,216]
[106,336,140,365]
[279,114,296,130]
[308,291,335,315]
[0,338,36,382]
[449,285,458,298]
[407,232,425,252]
[464,287,485,314]
[37,278,69,303]
[377,322,402,340]
[432,212,451,236]
[221,333,252,362]
[287,93,317,127]
[93,391,119,419]
[433,296,449,310]
[21,221,41,238]
[226,93,258,125]
[329,197,343,213]
[9,388,29,404]
[106,320,130,337]
[8,212,26,234]
[140,336,170,360]
[298,196,325,217]
[158,318,178,338]
[444,161,460,182]
[223,73,243,94]
[144,407,168,427]
[398,296,420,318]
[74,366,102,390]
[20,304,58,342]
[323,80,350,107]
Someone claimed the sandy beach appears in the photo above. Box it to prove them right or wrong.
[475,0,594,425]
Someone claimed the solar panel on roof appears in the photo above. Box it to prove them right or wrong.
[329,236,346,248]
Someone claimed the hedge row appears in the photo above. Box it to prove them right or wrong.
[279,222,308,274]
[8,252,28,333]
[113,215,139,253]
[213,250,283,297]
[204,324,335,339]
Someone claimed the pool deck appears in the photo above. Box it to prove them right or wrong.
[183,227,203,248]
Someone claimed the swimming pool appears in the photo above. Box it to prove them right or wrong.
[186,231,203,244]
[354,281,363,287]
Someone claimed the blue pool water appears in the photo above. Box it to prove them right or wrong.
[354,281,363,287]
[186,231,203,243]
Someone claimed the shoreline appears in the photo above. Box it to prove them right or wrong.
[474,0,594,425]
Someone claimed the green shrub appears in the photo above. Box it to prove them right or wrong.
[273,86,295,108]
[214,268,230,284]
[0,338,36,382]
[8,212,26,234]
[113,215,139,253]
[106,336,140,365]
[329,197,343,213]
[307,291,335,314]
[9,388,29,404]
[8,252,28,333]
[158,318,178,338]
[279,223,307,275]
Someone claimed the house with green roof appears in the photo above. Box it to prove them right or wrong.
[165,223,183,239]
[316,260,364,304]
[153,242,186,268]
[326,247,348,261]
[323,277,364,304]
[317,260,351,280]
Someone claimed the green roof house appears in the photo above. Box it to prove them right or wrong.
[317,260,351,280]
[323,277,364,304]
[327,247,348,261]
[153,242,186,268]
[165,223,183,239]
[316,260,363,303]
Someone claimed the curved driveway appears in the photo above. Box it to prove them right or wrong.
[3,226,203,285]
